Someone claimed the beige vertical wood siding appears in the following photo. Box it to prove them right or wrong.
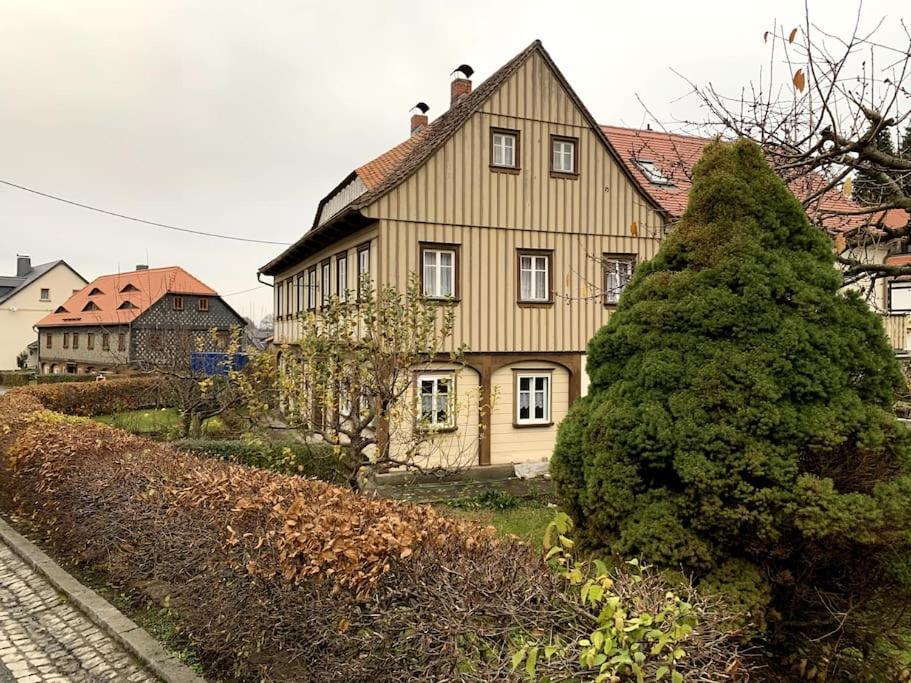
[272,225,378,344]
[489,361,569,465]
[363,50,663,353]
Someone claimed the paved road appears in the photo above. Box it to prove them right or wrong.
[0,542,155,682]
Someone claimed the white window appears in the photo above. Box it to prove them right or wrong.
[357,244,370,296]
[296,274,304,313]
[40,288,50,301]
[321,261,331,306]
[516,373,550,425]
[306,268,317,310]
[635,159,673,186]
[552,137,576,173]
[422,248,455,298]
[336,255,348,302]
[491,130,517,168]
[519,252,550,302]
[276,282,284,317]
[418,374,453,428]
[603,256,635,305]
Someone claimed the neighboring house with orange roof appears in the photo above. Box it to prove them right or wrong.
[35,265,246,375]
[260,40,669,467]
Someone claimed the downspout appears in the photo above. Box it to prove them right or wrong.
[257,272,273,287]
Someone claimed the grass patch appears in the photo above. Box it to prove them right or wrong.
[94,408,182,436]
[443,502,554,547]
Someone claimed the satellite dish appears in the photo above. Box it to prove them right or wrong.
[411,102,430,114]
[450,64,474,79]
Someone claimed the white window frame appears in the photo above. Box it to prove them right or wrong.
[551,137,576,174]
[518,252,550,302]
[515,373,551,425]
[357,244,371,296]
[417,373,454,429]
[336,254,348,303]
[296,274,304,313]
[635,159,673,186]
[320,261,331,307]
[276,282,284,317]
[306,268,317,310]
[603,255,635,306]
[491,129,518,168]
[422,247,456,299]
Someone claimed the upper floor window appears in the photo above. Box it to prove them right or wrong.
[173,296,184,311]
[336,254,348,303]
[45,333,52,349]
[296,274,304,313]
[635,159,673,186]
[198,297,209,312]
[421,245,457,299]
[72,333,79,350]
[307,268,318,310]
[516,372,551,425]
[551,135,578,176]
[603,254,635,306]
[87,333,95,350]
[321,260,331,307]
[40,288,50,301]
[285,278,292,315]
[417,374,454,429]
[490,128,520,170]
[357,243,371,297]
[63,332,69,349]
[102,333,110,351]
[276,282,284,317]
[517,250,552,304]
[118,333,126,352]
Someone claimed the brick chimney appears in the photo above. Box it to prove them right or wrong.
[450,64,474,108]
[16,255,31,277]
[136,264,149,271]
[410,102,429,135]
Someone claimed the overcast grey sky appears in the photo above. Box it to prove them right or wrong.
[1,0,905,323]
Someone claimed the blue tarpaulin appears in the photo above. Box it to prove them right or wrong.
[190,352,249,376]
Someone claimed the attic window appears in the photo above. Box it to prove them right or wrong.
[118,301,138,310]
[82,301,100,312]
[120,283,140,293]
[88,287,104,296]
[635,159,674,186]
[54,306,68,314]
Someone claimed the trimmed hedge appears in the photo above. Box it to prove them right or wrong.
[174,439,348,484]
[36,373,111,385]
[11,376,164,415]
[0,371,32,387]
[0,386,752,682]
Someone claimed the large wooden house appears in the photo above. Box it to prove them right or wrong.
[259,40,670,466]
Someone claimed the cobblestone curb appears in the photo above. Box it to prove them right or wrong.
[0,516,205,683]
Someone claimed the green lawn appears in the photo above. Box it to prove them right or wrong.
[94,408,182,436]
[444,503,554,547]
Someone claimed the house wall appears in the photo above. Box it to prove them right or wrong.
[38,325,129,373]
[131,293,246,368]
[271,224,379,344]
[0,264,85,370]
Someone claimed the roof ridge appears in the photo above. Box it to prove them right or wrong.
[600,124,716,143]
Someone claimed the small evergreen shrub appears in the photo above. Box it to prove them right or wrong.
[0,371,32,387]
[552,139,911,678]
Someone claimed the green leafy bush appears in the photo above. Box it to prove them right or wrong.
[448,489,524,510]
[173,438,347,484]
[552,139,911,678]
[0,371,32,387]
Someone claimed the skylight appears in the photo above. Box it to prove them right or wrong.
[635,159,674,186]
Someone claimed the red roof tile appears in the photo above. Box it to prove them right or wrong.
[37,266,217,328]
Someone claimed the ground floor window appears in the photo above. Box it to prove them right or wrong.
[515,372,551,425]
[417,374,454,429]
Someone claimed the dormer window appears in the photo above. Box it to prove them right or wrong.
[82,301,100,312]
[88,287,104,296]
[490,128,520,171]
[635,159,674,186]
[120,283,140,293]
[54,306,68,314]
[118,301,138,310]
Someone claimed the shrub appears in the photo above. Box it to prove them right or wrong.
[36,373,109,385]
[552,139,911,678]
[0,371,32,387]
[0,390,752,682]
[12,376,165,416]
[174,438,347,484]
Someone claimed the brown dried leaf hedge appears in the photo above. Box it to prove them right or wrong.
[0,383,752,681]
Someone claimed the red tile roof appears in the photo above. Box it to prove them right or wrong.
[600,125,911,234]
[356,128,430,191]
[37,266,217,328]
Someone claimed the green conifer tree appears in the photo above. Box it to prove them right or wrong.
[552,139,911,677]
[852,127,897,205]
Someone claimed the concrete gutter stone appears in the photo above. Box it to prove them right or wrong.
[0,515,206,683]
